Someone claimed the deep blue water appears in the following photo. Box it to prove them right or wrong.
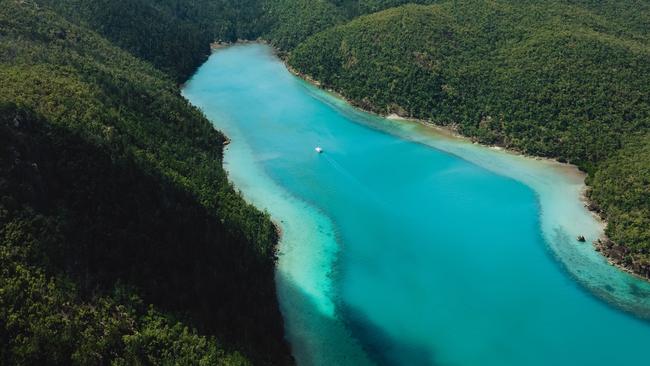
[183,44,650,366]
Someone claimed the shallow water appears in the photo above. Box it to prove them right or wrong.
[183,44,650,366]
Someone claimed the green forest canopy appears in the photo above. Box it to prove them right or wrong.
[1,0,650,364]
[1,0,291,364]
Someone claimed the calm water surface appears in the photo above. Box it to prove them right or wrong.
[183,44,650,366]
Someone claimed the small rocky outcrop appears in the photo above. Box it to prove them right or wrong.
[594,239,650,280]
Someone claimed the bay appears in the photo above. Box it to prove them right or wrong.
[183,43,650,366]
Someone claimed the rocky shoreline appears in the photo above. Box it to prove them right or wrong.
[594,238,650,280]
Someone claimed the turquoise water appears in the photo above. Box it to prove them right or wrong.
[183,44,650,366]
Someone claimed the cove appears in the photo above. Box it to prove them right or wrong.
[182,44,650,366]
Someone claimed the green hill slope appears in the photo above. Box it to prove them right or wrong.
[35,0,264,82]
[2,0,649,362]
[260,0,440,50]
[288,1,650,276]
[588,135,650,276]
[0,1,292,364]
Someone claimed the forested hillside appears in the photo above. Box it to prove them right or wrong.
[260,0,439,50]
[27,0,441,80]
[0,0,292,364]
[36,0,263,82]
[288,1,650,276]
[2,0,650,363]
[588,136,650,277]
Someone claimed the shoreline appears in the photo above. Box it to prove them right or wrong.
[184,38,645,364]
[284,62,572,170]
[594,238,650,280]
[186,67,365,362]
[279,51,650,282]
[204,41,649,285]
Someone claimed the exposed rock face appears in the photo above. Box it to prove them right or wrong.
[594,239,650,280]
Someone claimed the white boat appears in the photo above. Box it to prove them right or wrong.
[315,146,323,153]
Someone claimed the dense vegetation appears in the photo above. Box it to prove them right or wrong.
[0,0,292,364]
[35,0,419,80]
[260,0,439,51]
[27,0,441,79]
[2,0,649,362]
[588,135,650,277]
[288,0,650,276]
[35,0,264,82]
[262,0,346,50]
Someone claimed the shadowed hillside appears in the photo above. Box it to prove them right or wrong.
[36,0,264,82]
[0,1,292,364]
